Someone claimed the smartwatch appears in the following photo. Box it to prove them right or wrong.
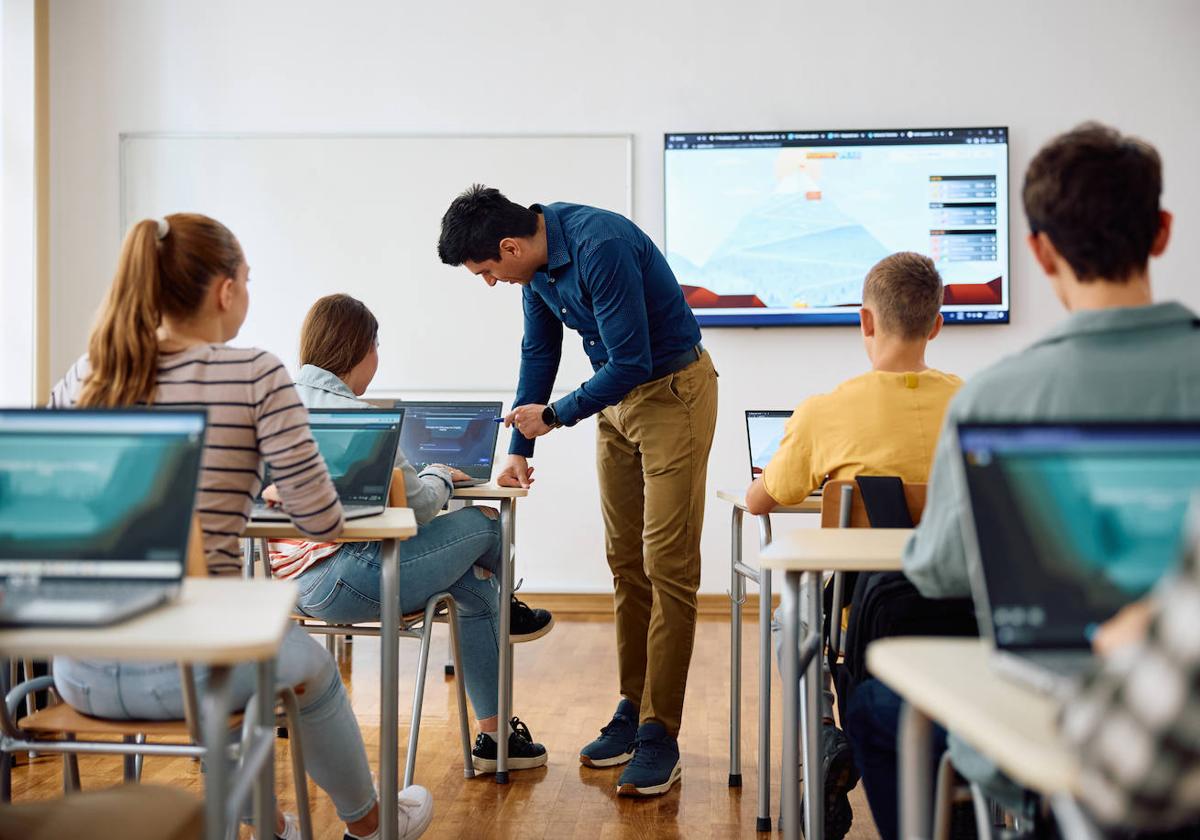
[542,404,559,428]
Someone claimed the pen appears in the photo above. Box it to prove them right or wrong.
[493,417,505,423]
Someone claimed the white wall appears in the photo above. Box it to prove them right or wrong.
[49,0,1200,593]
[1,0,37,406]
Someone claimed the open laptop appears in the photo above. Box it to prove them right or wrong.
[0,409,206,627]
[399,401,503,487]
[745,410,791,480]
[956,421,1200,696]
[252,408,404,521]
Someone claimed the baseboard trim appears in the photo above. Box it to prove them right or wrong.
[518,592,781,621]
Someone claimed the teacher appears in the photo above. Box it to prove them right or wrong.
[438,186,718,797]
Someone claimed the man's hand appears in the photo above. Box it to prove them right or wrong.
[1092,597,1156,657]
[262,483,283,508]
[496,454,536,489]
[504,404,553,439]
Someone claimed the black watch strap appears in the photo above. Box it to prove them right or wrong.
[542,405,558,427]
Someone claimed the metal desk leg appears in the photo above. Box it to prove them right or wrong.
[728,505,744,788]
[781,571,801,840]
[900,702,934,840]
[756,513,774,833]
[253,658,276,840]
[802,571,824,840]
[201,666,235,840]
[495,497,514,784]
[379,537,400,840]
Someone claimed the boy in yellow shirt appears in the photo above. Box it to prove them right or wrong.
[744,251,962,839]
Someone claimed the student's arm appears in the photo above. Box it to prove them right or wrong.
[548,241,653,427]
[402,455,452,525]
[902,401,972,598]
[254,355,345,540]
[1060,544,1200,831]
[509,287,563,458]
[750,402,822,514]
[47,356,89,407]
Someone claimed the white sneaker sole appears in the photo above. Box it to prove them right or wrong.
[511,615,555,644]
[616,761,682,797]
[472,752,549,773]
[579,749,634,768]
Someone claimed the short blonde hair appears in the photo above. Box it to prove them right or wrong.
[861,252,944,340]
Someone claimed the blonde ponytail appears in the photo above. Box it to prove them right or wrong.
[78,220,164,407]
[77,213,244,408]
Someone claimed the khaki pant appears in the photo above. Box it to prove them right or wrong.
[596,350,718,737]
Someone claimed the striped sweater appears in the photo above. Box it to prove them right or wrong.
[50,344,345,575]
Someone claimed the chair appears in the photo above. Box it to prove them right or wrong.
[248,468,475,788]
[0,516,315,840]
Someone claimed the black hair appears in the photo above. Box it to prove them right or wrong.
[1023,122,1163,282]
[437,184,540,265]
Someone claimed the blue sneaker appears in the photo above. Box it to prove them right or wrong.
[579,698,638,768]
[616,722,682,797]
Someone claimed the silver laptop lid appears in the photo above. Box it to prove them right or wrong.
[398,402,502,479]
[0,409,206,582]
[303,409,405,505]
[956,422,1200,653]
[745,410,791,482]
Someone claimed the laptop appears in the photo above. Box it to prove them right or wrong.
[398,401,503,488]
[252,408,404,521]
[745,410,791,480]
[956,421,1200,696]
[0,409,206,627]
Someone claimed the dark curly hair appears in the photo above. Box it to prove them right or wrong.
[437,184,539,266]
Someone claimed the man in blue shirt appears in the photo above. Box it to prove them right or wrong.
[439,186,718,796]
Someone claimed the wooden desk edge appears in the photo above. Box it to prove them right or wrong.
[715,488,821,514]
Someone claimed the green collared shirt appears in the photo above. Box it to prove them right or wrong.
[905,302,1200,598]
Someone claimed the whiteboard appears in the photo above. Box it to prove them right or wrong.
[120,133,632,392]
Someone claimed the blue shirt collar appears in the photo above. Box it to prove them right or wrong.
[534,204,571,272]
[1032,301,1198,347]
[296,364,357,399]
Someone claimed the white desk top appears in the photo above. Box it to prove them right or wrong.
[716,488,822,514]
[867,637,1079,796]
[243,507,417,541]
[0,578,297,664]
[452,484,528,500]
[760,527,910,572]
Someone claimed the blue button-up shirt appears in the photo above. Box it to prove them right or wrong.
[510,203,702,457]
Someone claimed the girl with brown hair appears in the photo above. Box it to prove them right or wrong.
[48,215,432,840]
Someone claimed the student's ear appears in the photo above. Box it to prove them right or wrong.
[1026,231,1060,277]
[215,276,236,312]
[927,312,944,341]
[1150,210,1173,258]
[859,306,876,338]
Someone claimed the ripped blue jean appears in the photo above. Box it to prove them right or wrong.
[53,622,377,823]
[294,507,502,720]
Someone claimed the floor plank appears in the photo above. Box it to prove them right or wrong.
[7,617,880,838]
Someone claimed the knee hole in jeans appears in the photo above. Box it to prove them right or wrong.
[478,506,499,521]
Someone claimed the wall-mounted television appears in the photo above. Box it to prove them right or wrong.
[664,126,1010,326]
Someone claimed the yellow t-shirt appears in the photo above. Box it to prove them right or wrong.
[762,369,963,506]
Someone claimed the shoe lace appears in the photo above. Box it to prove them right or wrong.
[628,736,663,769]
[511,579,534,616]
[599,712,634,737]
[509,716,533,743]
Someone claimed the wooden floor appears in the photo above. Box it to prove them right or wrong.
[8,616,880,839]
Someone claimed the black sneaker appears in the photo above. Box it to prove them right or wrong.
[818,723,859,840]
[510,595,554,643]
[472,716,548,773]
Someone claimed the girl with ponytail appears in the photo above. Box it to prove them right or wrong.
[49,214,433,840]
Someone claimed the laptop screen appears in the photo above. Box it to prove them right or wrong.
[0,410,206,580]
[399,402,502,478]
[745,410,791,480]
[304,409,404,505]
[959,422,1200,650]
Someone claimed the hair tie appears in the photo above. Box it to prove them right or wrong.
[155,218,170,241]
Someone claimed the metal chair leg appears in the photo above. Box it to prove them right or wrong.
[278,688,314,840]
[403,599,439,788]
[134,733,145,781]
[442,597,475,779]
[62,738,81,793]
[123,734,138,781]
[1,749,12,802]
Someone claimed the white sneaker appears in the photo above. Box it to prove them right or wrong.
[250,812,300,840]
[397,785,434,839]
[346,785,434,840]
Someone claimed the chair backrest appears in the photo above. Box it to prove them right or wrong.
[819,479,927,528]
[388,467,407,508]
[185,514,207,577]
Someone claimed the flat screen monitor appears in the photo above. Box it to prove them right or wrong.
[664,127,1010,326]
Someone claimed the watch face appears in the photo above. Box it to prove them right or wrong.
[542,406,555,426]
